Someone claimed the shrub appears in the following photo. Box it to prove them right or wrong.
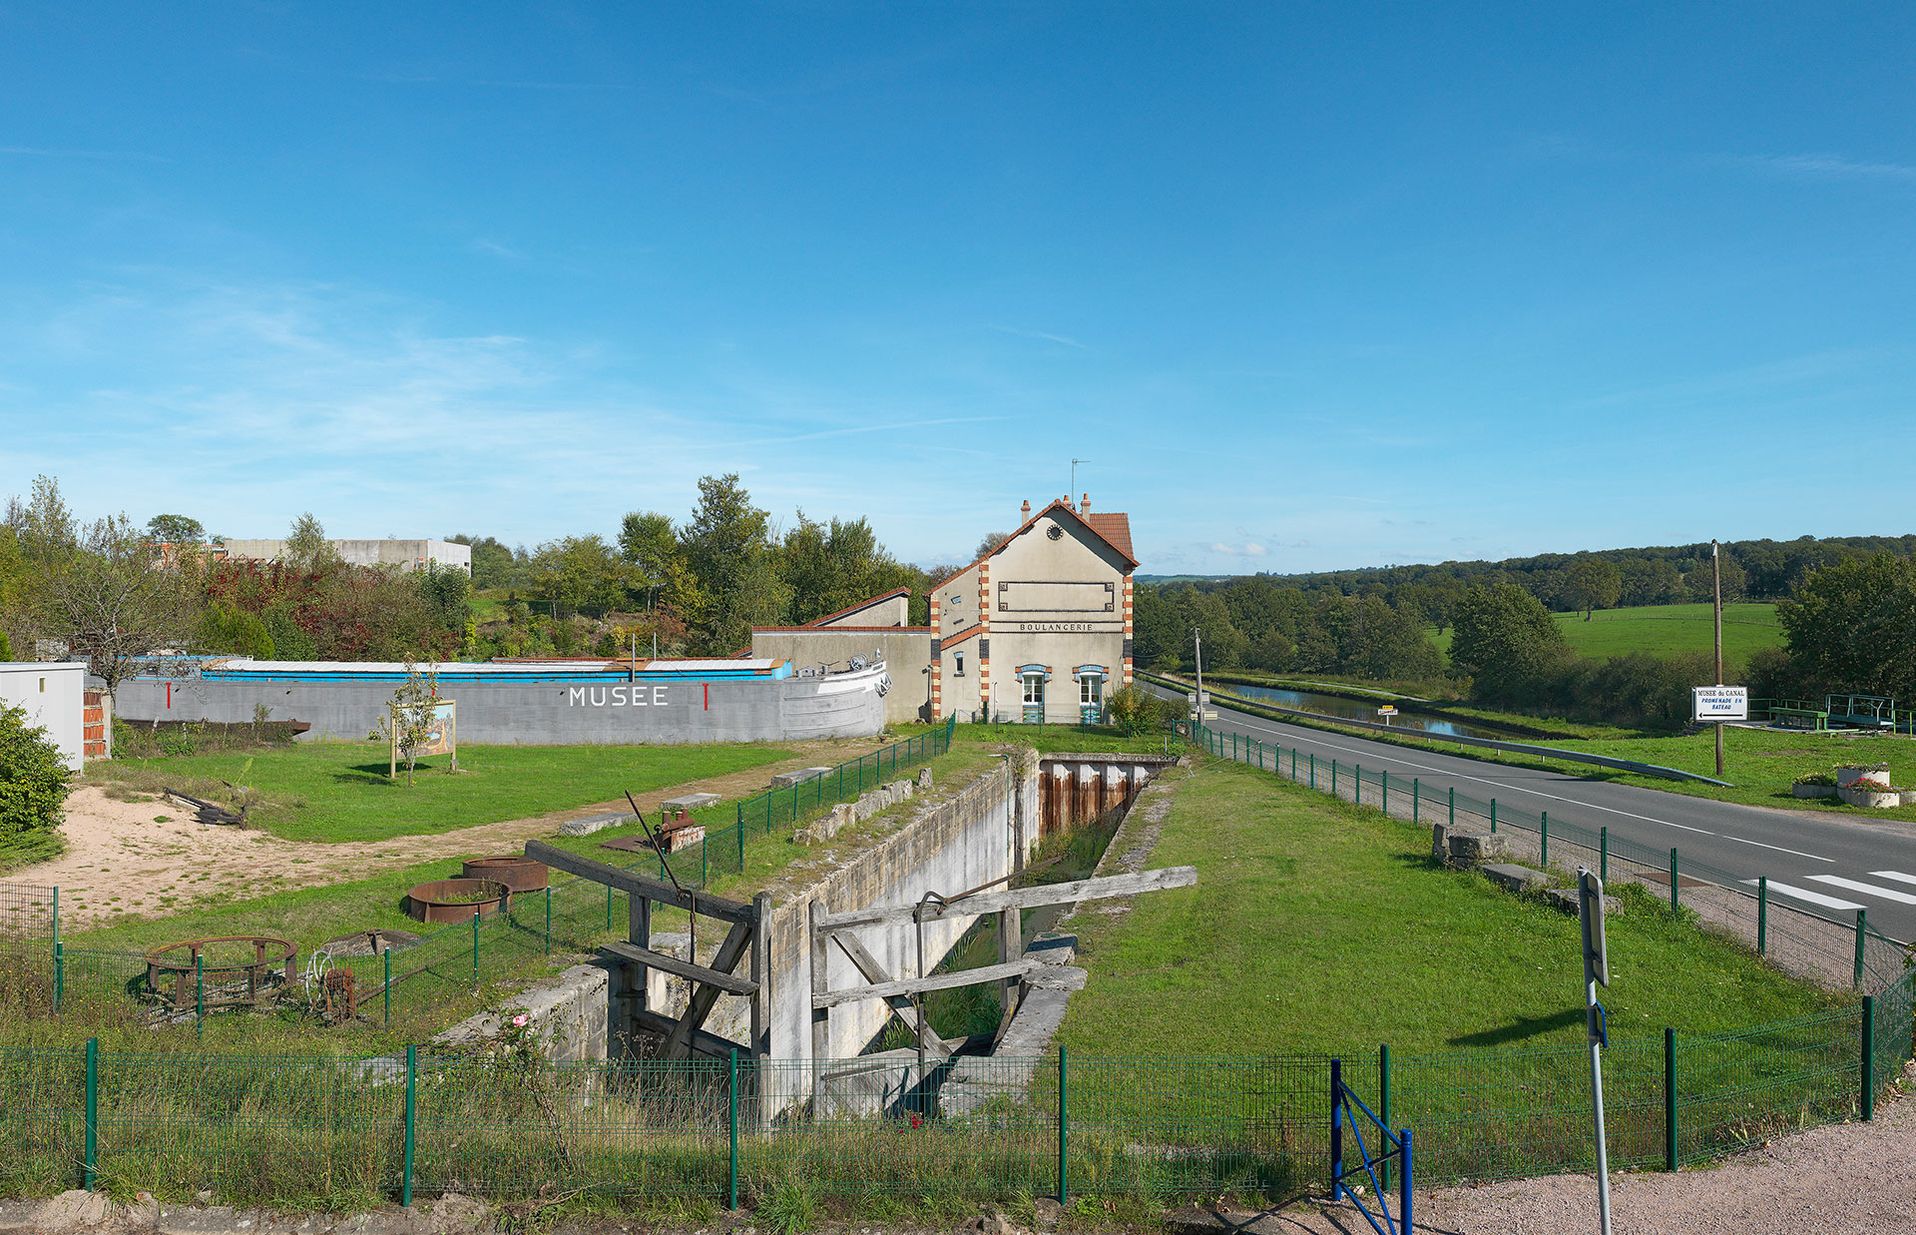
[1792,772,1836,788]
[0,702,71,847]
[1104,684,1175,736]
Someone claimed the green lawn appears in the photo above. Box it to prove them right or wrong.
[84,741,801,843]
[1553,602,1784,663]
[1060,759,1836,1058]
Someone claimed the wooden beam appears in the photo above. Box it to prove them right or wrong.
[831,931,950,1062]
[812,958,1042,1009]
[813,866,1197,933]
[599,941,759,996]
[526,840,756,923]
[663,917,756,1061]
[628,1006,748,1060]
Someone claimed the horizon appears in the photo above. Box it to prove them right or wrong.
[4,5,1914,574]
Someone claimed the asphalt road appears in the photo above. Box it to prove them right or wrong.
[1149,683,1916,942]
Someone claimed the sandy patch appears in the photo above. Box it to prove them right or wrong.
[18,740,886,928]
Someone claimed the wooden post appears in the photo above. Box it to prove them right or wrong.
[751,891,773,1125]
[809,897,830,1113]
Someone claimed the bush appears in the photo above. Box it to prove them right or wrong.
[1104,684,1175,736]
[0,702,70,847]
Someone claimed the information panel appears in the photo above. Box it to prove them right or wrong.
[1692,686,1748,722]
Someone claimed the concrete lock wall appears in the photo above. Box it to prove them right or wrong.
[113,664,889,745]
[704,752,1040,1112]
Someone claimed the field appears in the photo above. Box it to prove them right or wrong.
[1430,602,1784,666]
[83,740,804,843]
[1059,758,1834,1057]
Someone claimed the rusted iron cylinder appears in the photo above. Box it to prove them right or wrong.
[405,877,511,924]
[461,856,549,893]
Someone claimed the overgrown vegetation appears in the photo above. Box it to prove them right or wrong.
[0,702,70,871]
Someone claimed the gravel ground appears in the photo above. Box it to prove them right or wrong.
[1240,1065,1916,1235]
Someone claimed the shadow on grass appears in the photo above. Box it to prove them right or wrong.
[1446,1007,1582,1047]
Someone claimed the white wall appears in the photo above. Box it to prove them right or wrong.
[0,662,86,771]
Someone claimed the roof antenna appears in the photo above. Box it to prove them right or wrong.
[1071,457,1090,498]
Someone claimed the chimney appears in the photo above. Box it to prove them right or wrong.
[1079,493,1090,515]
[1020,499,1031,521]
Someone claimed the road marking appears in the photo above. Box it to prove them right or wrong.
[1747,880,1866,912]
[1180,691,1839,862]
[1808,875,1916,905]
[1871,871,1916,888]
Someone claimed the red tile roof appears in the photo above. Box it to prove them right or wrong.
[929,500,1137,592]
[1084,512,1134,562]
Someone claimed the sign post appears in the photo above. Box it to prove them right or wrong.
[1579,867,1612,1235]
[1376,704,1398,724]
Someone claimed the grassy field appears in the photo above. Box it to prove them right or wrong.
[84,740,799,843]
[1430,602,1784,665]
[1059,758,1837,1058]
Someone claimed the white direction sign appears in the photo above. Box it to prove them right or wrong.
[1692,686,1749,722]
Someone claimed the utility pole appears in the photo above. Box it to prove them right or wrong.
[1193,626,1205,727]
[1713,540,1725,778]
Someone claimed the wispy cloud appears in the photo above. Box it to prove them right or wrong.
[1208,541,1267,557]
[0,144,168,162]
[989,324,1090,351]
[1721,152,1916,185]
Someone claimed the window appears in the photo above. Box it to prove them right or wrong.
[1080,674,1102,708]
[954,651,965,676]
[1022,673,1045,706]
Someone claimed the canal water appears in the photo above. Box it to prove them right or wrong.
[1215,681,1516,740]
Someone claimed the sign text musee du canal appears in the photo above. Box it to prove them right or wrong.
[569,684,671,707]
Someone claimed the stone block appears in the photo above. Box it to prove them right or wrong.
[559,811,625,838]
[661,792,721,811]
[1446,830,1509,868]
[771,766,833,789]
[1481,863,1550,895]
[917,767,934,789]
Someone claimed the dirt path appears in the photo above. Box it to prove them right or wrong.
[1185,1066,1916,1235]
[18,740,884,928]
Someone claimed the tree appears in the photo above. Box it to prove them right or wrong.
[1448,582,1570,703]
[777,513,921,624]
[145,514,205,544]
[529,535,632,618]
[41,514,202,696]
[1104,683,1174,736]
[199,602,276,658]
[448,534,522,590]
[368,663,444,786]
[284,513,342,573]
[973,532,1011,559]
[1777,554,1916,700]
[9,474,77,568]
[1565,558,1623,620]
[677,474,790,654]
[0,701,70,852]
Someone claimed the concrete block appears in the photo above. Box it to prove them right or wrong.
[558,811,625,837]
[917,767,934,789]
[796,804,856,846]
[1482,863,1550,895]
[771,767,833,789]
[1447,831,1510,868]
[1545,887,1620,916]
[661,792,721,811]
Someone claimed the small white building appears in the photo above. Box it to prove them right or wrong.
[218,538,472,574]
[0,662,87,771]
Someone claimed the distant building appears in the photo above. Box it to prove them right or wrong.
[219,538,472,574]
[750,495,1137,725]
[0,661,88,770]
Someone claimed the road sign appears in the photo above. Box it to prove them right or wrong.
[1580,868,1608,990]
[1578,865,1613,1235]
[1377,705,1398,718]
[1692,685,1748,722]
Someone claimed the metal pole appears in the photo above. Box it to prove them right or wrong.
[402,1044,417,1206]
[1854,909,1867,988]
[1412,778,1420,823]
[384,947,392,1027]
[1713,539,1725,780]
[1057,1046,1069,1204]
[1378,1043,1392,1193]
[1489,798,1497,833]
[1541,811,1549,867]
[53,940,63,1013]
[1381,769,1389,813]
[195,951,204,1037]
[544,887,552,955]
[1664,1027,1678,1171]
[1670,848,1680,913]
[1757,877,1768,956]
[83,1037,98,1191]
[1399,1128,1413,1235]
[728,1048,741,1209]
[1600,826,1608,883]
[1354,764,1361,805]
[1861,996,1876,1121]
[1193,628,1204,739]
[471,911,480,990]
[1309,752,1316,789]
[1448,786,1454,827]
[1590,975,1612,1234]
[1329,1058,1344,1201]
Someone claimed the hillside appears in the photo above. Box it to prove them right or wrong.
[1430,601,1784,665]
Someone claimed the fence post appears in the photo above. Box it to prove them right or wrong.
[195,951,204,1037]
[1309,752,1316,789]
[1329,1058,1343,1200]
[1354,764,1362,805]
[1489,799,1497,833]
[1541,811,1549,867]
[402,1044,417,1206]
[1854,909,1867,989]
[1412,778,1420,824]
[1057,1046,1069,1204]
[1447,786,1454,827]
[728,1048,741,1208]
[83,1037,98,1192]
[605,884,614,931]
[1861,995,1877,1121]
[1670,849,1680,913]
[544,887,553,954]
[1332,760,1339,797]
[1381,769,1389,813]
[737,816,746,872]
[384,947,392,1027]
[1378,1043,1392,1192]
[1757,877,1768,957]
[1664,1027,1677,1171]
[51,885,59,951]
[1399,1127,1413,1235]
[1291,747,1297,780]
[53,940,63,1013]
[1600,826,1609,883]
[471,911,480,990]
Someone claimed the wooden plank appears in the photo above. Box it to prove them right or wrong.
[812,958,1042,1009]
[525,840,756,923]
[831,932,950,1062]
[599,941,760,996]
[628,1006,748,1060]
[663,917,755,1061]
[813,866,1197,933]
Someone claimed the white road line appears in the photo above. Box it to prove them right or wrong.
[1743,880,1866,912]
[1716,834,1837,862]
[1871,871,1916,887]
[1808,875,1916,905]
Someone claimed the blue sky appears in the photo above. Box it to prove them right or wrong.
[2,3,1912,575]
